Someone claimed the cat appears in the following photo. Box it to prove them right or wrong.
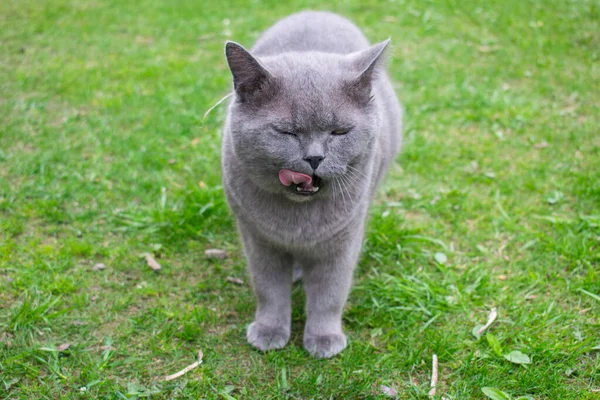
[221,11,402,358]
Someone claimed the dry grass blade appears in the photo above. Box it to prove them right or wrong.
[429,354,438,397]
[164,350,204,381]
[145,254,161,271]
[477,307,498,336]
[203,93,233,121]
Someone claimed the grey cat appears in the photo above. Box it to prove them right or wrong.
[221,11,402,358]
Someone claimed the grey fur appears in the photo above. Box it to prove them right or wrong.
[222,11,402,358]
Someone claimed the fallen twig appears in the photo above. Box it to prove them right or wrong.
[429,354,438,397]
[164,350,203,381]
[226,276,244,285]
[477,307,498,336]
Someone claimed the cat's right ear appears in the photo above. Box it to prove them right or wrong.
[225,42,274,103]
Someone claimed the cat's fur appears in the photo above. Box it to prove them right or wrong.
[222,11,402,358]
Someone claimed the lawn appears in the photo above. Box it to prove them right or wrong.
[0,0,599,398]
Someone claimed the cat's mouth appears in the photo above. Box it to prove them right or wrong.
[278,169,323,196]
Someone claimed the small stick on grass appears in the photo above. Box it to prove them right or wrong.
[477,307,498,336]
[428,354,438,397]
[164,350,203,381]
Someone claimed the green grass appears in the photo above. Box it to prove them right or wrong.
[1,0,598,398]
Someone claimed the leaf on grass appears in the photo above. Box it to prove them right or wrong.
[40,343,71,352]
[486,333,503,357]
[219,392,237,400]
[205,249,227,260]
[434,252,447,265]
[3,378,19,391]
[92,263,106,271]
[578,289,600,302]
[126,382,161,396]
[503,350,531,364]
[316,374,323,385]
[482,387,511,400]
[380,385,397,397]
[546,191,564,205]
[223,385,235,394]
[57,343,71,352]
[144,254,161,271]
[515,396,535,400]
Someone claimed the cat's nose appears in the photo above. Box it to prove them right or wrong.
[304,156,324,170]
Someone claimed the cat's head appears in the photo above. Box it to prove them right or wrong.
[224,40,389,202]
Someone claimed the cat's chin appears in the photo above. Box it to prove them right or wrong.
[283,190,320,203]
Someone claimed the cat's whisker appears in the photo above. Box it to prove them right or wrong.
[331,178,339,203]
[347,165,369,180]
[335,178,349,214]
[345,169,363,184]
[347,164,367,177]
[338,173,355,208]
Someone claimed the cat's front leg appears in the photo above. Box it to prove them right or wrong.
[300,233,362,358]
[239,224,293,352]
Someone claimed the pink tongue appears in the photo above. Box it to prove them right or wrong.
[279,169,313,189]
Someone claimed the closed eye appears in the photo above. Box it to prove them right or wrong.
[272,126,297,136]
[332,128,352,135]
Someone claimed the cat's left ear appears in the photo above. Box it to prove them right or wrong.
[346,39,391,104]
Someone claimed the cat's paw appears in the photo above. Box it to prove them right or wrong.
[292,265,303,283]
[247,322,290,351]
[303,332,347,358]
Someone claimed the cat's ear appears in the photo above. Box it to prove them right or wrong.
[225,42,275,103]
[345,39,391,105]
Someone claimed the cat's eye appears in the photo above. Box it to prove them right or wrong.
[332,128,351,135]
[273,127,297,136]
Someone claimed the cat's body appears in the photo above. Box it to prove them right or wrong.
[222,11,402,358]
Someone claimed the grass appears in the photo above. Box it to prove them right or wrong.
[0,0,598,398]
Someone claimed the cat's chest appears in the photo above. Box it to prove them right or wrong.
[228,188,364,248]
